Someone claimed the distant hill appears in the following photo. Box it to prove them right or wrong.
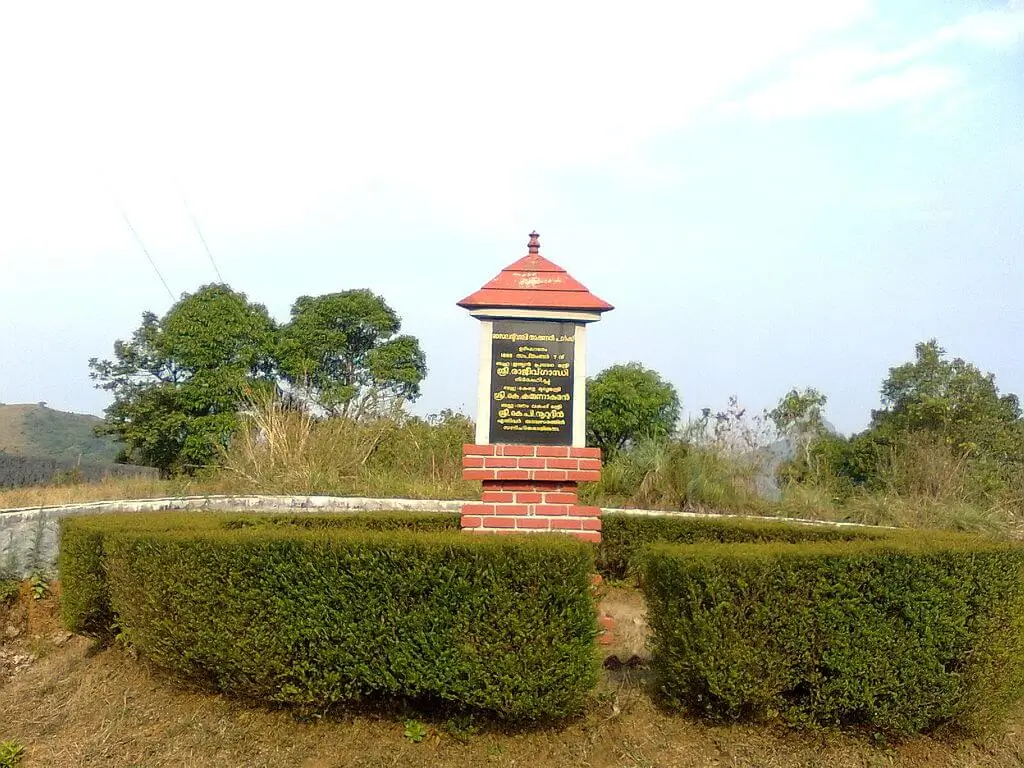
[0,403,121,464]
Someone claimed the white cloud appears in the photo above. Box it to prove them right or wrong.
[0,0,872,258]
[739,61,963,120]
[728,6,1024,121]
[935,6,1024,48]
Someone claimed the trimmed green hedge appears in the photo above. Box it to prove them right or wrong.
[220,511,461,532]
[597,512,886,579]
[59,512,461,636]
[63,510,1024,732]
[60,512,594,720]
[59,521,110,635]
[644,535,1024,733]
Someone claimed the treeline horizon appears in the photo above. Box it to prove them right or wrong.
[5,280,1016,535]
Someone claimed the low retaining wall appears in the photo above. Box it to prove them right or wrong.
[0,495,877,579]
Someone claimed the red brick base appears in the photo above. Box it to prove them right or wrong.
[461,444,603,542]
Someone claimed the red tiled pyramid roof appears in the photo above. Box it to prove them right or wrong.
[457,232,614,313]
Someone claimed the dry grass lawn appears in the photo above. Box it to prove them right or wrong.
[3,587,1024,767]
[0,476,217,511]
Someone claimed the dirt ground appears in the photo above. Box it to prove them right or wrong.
[3,585,1024,767]
[600,584,651,660]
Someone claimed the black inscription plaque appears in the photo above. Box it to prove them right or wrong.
[489,320,575,445]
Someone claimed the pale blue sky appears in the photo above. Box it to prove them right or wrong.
[1,0,1021,435]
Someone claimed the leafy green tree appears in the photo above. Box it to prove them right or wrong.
[872,339,1023,496]
[769,387,828,468]
[277,290,427,417]
[805,340,1023,500]
[89,284,278,473]
[586,363,680,457]
[873,340,1021,453]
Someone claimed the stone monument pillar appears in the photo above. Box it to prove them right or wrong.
[457,232,613,541]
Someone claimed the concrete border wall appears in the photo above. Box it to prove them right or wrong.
[0,495,878,579]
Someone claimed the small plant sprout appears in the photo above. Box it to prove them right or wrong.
[403,719,429,744]
[29,573,48,601]
[0,739,26,768]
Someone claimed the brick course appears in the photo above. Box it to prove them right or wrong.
[463,444,601,460]
[461,444,604,542]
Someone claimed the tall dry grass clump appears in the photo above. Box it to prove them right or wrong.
[873,435,1022,533]
[582,437,767,514]
[581,399,775,513]
[357,409,477,499]
[876,432,971,501]
[777,433,1018,535]
[220,390,395,495]
[218,390,476,499]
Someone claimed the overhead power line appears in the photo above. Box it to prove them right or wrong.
[115,200,176,303]
[180,190,225,283]
[98,174,176,303]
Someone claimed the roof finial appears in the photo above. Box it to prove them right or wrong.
[528,231,540,254]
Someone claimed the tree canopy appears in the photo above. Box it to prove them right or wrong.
[797,340,1024,500]
[90,284,426,474]
[769,387,828,467]
[277,290,427,417]
[586,363,680,457]
[873,339,1022,459]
